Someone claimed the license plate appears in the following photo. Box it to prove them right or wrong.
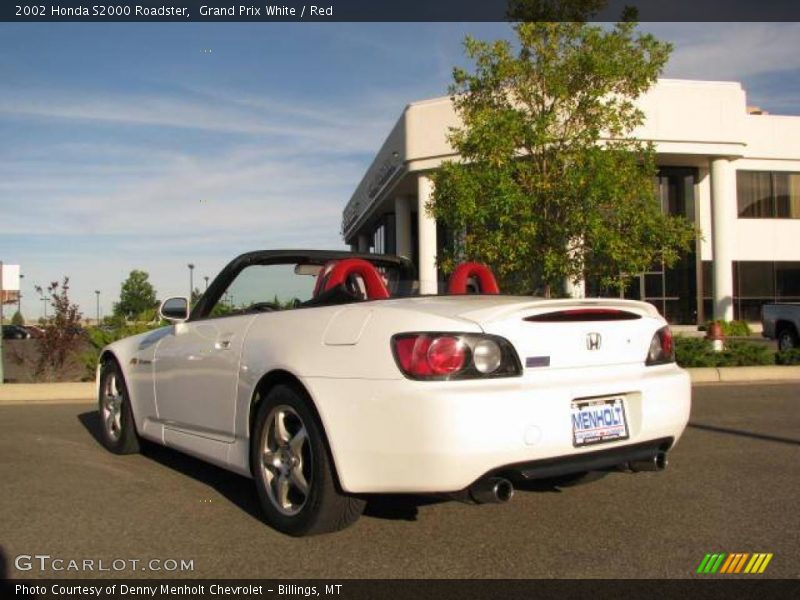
[571,396,629,447]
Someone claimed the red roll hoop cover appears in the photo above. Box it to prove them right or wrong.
[319,258,390,299]
[447,262,500,294]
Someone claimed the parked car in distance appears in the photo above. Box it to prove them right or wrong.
[96,250,691,536]
[762,303,800,351]
[23,325,45,338]
[2,325,31,340]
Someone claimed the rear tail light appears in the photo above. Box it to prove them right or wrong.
[392,333,522,380]
[646,325,675,365]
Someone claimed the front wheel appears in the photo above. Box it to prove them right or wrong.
[251,384,365,536]
[98,360,140,455]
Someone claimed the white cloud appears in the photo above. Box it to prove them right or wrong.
[647,23,800,82]
[0,86,396,154]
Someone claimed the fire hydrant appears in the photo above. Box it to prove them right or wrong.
[707,321,725,352]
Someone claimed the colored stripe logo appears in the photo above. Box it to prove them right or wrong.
[696,552,773,574]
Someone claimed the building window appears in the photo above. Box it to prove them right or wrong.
[737,170,800,218]
[702,260,800,322]
[733,261,800,321]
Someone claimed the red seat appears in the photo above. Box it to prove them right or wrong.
[447,262,500,295]
[314,259,390,300]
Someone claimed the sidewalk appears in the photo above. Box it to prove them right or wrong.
[688,366,800,384]
[0,382,95,404]
[1,367,799,404]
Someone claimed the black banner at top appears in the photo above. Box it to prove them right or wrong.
[2,0,800,22]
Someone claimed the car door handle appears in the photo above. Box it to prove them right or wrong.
[214,340,232,350]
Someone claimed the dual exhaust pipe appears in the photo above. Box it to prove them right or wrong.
[456,451,668,504]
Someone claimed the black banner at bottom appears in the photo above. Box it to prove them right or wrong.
[2,579,798,600]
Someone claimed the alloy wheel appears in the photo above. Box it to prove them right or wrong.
[101,373,123,442]
[260,405,313,516]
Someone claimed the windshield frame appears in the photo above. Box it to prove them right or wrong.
[188,250,416,322]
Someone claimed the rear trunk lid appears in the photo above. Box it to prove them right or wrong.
[457,298,663,370]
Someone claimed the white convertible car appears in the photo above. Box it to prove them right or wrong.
[98,250,690,536]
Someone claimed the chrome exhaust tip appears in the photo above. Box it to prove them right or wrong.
[629,452,668,472]
[468,477,514,504]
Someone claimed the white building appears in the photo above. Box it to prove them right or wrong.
[342,79,800,324]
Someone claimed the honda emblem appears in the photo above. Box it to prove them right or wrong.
[586,332,602,350]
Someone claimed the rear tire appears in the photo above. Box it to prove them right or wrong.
[98,359,140,455]
[251,384,365,536]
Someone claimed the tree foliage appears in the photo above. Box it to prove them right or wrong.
[114,270,157,321]
[430,2,696,295]
[11,311,24,326]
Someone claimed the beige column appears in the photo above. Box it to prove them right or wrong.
[710,158,735,321]
[357,234,370,253]
[565,277,586,299]
[394,196,412,258]
[417,175,438,294]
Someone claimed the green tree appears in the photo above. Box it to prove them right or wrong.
[430,1,696,296]
[11,311,24,326]
[114,270,157,321]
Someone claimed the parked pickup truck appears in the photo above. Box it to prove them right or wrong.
[762,304,800,351]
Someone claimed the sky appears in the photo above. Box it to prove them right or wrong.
[1,22,799,319]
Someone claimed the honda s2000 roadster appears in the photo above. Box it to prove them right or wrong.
[97,250,690,536]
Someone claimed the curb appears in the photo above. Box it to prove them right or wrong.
[688,366,800,384]
[0,382,95,404]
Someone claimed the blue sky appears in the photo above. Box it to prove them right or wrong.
[1,22,799,318]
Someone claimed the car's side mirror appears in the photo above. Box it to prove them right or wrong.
[159,297,190,323]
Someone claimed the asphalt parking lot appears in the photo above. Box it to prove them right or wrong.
[0,383,797,579]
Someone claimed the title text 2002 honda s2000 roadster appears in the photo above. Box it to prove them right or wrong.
[97,250,690,536]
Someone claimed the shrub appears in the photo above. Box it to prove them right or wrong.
[32,278,84,381]
[675,337,719,368]
[675,337,773,368]
[720,340,773,366]
[775,348,800,366]
[701,320,751,337]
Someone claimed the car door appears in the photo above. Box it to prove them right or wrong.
[153,313,257,442]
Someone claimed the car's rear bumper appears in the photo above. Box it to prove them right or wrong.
[500,436,673,481]
[304,363,691,493]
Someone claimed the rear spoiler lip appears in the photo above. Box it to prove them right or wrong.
[505,297,662,320]
[524,308,643,322]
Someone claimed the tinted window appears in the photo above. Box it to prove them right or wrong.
[738,170,800,218]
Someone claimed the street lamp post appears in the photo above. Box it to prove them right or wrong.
[18,273,24,319]
[188,264,195,302]
[95,290,101,324]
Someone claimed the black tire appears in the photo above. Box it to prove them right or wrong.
[251,384,365,536]
[777,326,798,352]
[98,359,140,455]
